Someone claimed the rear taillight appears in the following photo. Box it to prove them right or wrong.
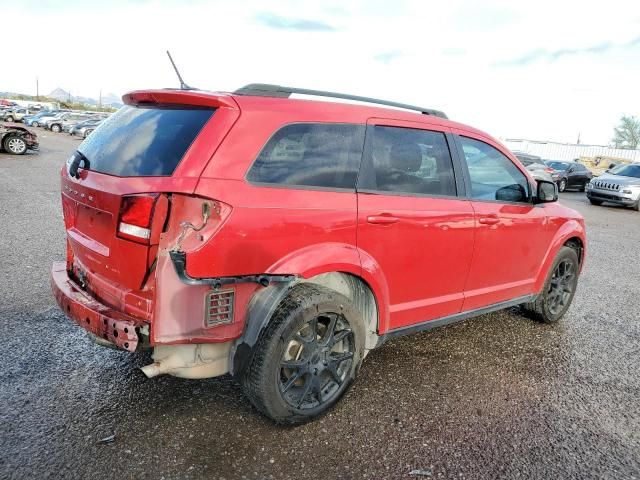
[117,194,158,244]
[545,167,555,173]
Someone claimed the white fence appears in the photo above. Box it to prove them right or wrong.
[503,138,640,163]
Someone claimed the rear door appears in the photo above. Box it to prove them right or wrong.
[453,132,553,310]
[62,100,237,291]
[356,119,475,332]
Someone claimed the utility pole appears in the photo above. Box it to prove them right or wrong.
[36,76,39,101]
[99,89,102,109]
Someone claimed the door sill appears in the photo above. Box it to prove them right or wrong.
[377,294,535,346]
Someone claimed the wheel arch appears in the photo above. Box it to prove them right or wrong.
[230,243,390,377]
[533,220,586,293]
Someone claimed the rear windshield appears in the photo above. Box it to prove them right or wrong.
[77,105,214,176]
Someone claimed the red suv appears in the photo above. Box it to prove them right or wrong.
[51,84,586,423]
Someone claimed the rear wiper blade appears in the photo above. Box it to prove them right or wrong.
[69,151,90,179]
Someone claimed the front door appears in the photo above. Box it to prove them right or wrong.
[453,132,553,310]
[356,119,475,332]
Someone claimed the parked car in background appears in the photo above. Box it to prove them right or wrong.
[51,84,586,424]
[70,118,104,138]
[586,163,640,211]
[2,108,37,123]
[513,152,559,183]
[24,110,67,127]
[45,112,93,133]
[545,160,593,192]
[61,114,98,133]
[0,123,39,154]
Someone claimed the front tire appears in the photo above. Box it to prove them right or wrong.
[5,116,14,123]
[2,135,28,155]
[588,198,603,206]
[32,121,39,128]
[241,283,365,424]
[523,246,579,324]
[558,179,567,192]
[51,124,61,133]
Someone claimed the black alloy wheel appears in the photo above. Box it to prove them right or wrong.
[279,312,355,410]
[545,259,576,316]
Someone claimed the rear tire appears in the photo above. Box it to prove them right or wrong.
[522,246,579,324]
[241,283,365,424]
[633,199,640,212]
[5,116,14,123]
[51,124,61,133]
[32,121,39,128]
[2,135,27,155]
[589,198,603,206]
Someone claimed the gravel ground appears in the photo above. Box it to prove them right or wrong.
[1,131,639,480]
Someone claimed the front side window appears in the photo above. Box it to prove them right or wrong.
[460,136,530,203]
[358,125,457,196]
[247,123,365,190]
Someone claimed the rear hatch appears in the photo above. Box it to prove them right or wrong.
[61,91,239,293]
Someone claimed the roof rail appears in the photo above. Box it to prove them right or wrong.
[233,83,448,119]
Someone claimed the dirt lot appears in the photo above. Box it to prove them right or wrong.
[1,131,639,480]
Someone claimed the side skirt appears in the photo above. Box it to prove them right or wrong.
[376,294,536,347]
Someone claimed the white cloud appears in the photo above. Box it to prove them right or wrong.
[2,0,639,144]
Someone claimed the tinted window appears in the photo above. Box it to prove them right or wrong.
[546,161,569,171]
[247,123,365,189]
[78,105,214,177]
[359,125,456,196]
[460,136,530,203]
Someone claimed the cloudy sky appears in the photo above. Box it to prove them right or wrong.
[3,0,639,145]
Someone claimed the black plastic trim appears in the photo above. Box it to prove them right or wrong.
[377,294,535,346]
[234,83,448,119]
[169,251,296,288]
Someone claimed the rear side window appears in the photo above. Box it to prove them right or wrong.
[247,123,365,190]
[358,125,457,196]
[78,105,214,177]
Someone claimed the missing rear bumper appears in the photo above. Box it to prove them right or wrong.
[51,262,149,352]
[169,250,295,288]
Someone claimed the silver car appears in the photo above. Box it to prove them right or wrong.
[586,163,640,211]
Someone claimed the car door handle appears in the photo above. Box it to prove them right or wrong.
[478,217,500,225]
[367,215,400,225]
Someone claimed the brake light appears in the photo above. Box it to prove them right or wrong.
[545,167,555,173]
[117,194,158,244]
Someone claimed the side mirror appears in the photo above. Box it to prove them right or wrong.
[535,180,558,203]
[567,166,575,173]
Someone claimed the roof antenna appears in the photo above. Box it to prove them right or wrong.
[166,50,194,90]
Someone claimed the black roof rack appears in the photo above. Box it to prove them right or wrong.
[233,83,448,119]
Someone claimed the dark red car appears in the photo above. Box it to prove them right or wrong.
[51,85,586,423]
[0,123,39,155]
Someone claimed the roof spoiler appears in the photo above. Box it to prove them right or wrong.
[122,90,238,109]
[233,83,447,119]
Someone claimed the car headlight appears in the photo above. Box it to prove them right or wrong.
[586,182,593,189]
[622,185,640,195]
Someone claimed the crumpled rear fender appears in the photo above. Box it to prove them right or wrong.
[230,242,391,376]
